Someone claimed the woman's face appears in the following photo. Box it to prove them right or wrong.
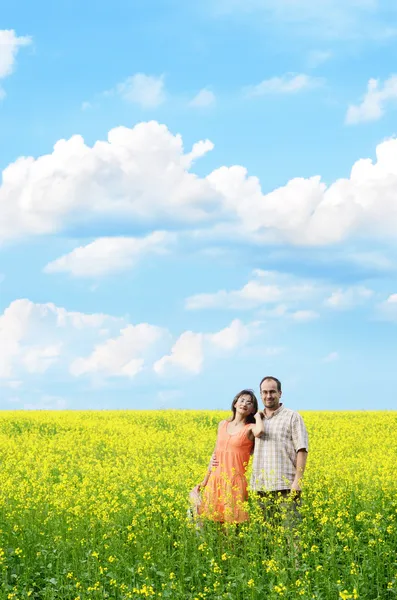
[234,393,255,417]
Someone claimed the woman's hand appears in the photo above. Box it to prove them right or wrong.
[252,411,265,438]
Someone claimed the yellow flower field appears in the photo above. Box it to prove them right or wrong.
[0,410,395,599]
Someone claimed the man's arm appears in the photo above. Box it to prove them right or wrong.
[291,449,308,491]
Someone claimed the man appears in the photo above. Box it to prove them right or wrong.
[251,376,308,524]
[211,376,308,521]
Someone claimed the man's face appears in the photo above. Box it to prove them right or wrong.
[260,378,281,411]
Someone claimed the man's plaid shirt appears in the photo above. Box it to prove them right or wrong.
[250,404,309,492]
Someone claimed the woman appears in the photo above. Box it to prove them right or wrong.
[195,389,263,524]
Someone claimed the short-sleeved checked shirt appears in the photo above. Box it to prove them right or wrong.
[250,404,309,492]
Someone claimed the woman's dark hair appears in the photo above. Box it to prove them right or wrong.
[230,389,258,424]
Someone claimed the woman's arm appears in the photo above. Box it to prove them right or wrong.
[197,468,212,490]
[197,420,223,489]
[251,411,265,438]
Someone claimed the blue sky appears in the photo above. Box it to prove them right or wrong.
[1,0,397,410]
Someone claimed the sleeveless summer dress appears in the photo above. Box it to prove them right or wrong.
[200,421,254,523]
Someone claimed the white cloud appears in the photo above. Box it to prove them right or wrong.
[185,272,377,320]
[346,76,397,125]
[190,88,216,107]
[154,331,204,375]
[206,136,397,245]
[261,305,289,317]
[324,286,374,309]
[186,270,320,311]
[322,351,339,362]
[115,73,165,107]
[182,140,215,168]
[81,101,92,111]
[386,293,397,302]
[244,73,321,96]
[44,231,175,278]
[207,319,250,350]
[154,319,251,376]
[0,29,31,98]
[23,344,62,374]
[0,298,125,380]
[4,122,397,249]
[0,121,217,244]
[186,285,277,311]
[71,323,168,378]
[0,298,257,385]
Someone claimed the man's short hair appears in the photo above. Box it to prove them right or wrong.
[259,376,282,392]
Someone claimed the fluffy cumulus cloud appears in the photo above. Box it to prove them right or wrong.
[70,323,169,378]
[0,299,254,384]
[0,29,31,98]
[207,318,250,350]
[346,76,397,125]
[207,136,397,245]
[244,73,321,96]
[44,231,175,278]
[0,299,125,381]
[3,121,397,248]
[154,319,251,376]
[0,121,217,244]
[154,331,204,375]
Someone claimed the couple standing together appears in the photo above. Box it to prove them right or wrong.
[195,376,309,524]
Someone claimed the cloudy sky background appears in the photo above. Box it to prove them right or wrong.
[1,0,397,410]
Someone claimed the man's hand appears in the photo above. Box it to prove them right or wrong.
[291,479,302,492]
[210,453,219,469]
[292,449,307,493]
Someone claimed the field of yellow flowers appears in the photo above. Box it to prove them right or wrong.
[0,410,395,599]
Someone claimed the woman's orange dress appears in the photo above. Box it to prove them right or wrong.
[200,421,254,523]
